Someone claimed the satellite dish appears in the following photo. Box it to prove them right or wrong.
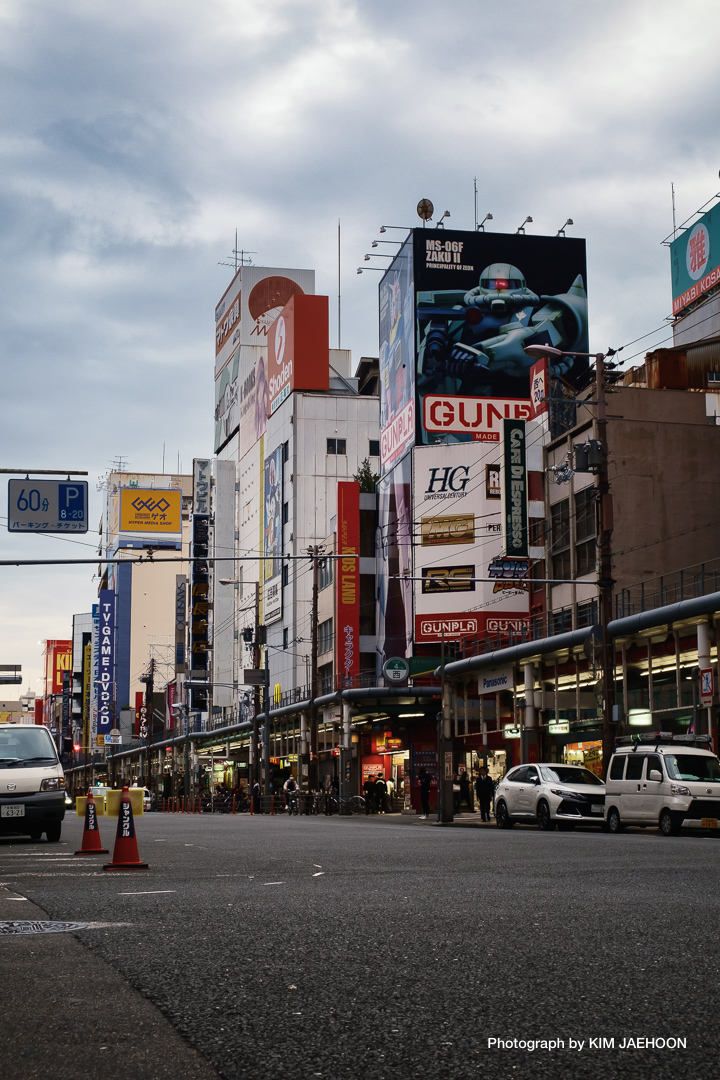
[417,198,434,221]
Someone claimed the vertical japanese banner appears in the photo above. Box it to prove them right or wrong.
[82,637,92,752]
[336,481,360,687]
[135,692,144,737]
[97,590,116,746]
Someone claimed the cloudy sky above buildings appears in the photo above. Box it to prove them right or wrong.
[1,0,719,691]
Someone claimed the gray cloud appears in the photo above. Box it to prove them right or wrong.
[1,0,719,686]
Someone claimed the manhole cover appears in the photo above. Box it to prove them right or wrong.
[0,920,86,936]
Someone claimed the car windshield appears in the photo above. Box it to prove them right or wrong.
[0,726,58,767]
[664,755,720,782]
[541,766,604,787]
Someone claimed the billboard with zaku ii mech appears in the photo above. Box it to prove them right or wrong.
[390,229,587,451]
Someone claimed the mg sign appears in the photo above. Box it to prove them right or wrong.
[423,396,532,441]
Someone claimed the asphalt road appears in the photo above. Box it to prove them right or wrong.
[1,811,718,1080]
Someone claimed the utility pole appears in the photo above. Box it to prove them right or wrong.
[141,658,155,788]
[308,546,320,792]
[594,352,616,777]
[263,643,271,797]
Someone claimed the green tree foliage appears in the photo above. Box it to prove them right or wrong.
[353,457,379,493]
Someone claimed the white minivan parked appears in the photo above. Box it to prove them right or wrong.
[0,722,66,842]
[605,732,720,836]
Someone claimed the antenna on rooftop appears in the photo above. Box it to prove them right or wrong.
[218,229,257,272]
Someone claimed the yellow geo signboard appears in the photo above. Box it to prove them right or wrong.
[120,488,182,534]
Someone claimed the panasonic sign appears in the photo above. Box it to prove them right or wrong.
[478,665,514,696]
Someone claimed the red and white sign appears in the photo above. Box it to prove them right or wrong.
[336,481,360,687]
[267,294,329,415]
[422,396,532,441]
[529,358,548,419]
[414,612,529,643]
[381,398,414,466]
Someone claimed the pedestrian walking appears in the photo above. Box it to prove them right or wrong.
[386,775,395,809]
[252,779,261,815]
[363,773,376,815]
[419,768,432,819]
[376,773,388,814]
[475,766,495,822]
[452,772,462,814]
[459,770,473,813]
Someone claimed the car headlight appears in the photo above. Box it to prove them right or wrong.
[551,788,582,799]
[40,777,65,791]
[670,784,691,796]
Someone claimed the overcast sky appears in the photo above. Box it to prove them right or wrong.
[1,0,719,694]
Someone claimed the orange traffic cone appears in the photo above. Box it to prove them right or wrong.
[75,791,109,855]
[103,786,149,870]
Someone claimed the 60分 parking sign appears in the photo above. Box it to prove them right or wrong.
[8,479,88,533]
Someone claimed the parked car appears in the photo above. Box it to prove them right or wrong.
[495,763,606,830]
[0,722,65,842]
[604,732,720,836]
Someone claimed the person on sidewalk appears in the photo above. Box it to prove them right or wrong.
[475,766,495,822]
[252,779,261,815]
[459,769,473,814]
[419,768,432,819]
[363,773,376,815]
[376,773,388,814]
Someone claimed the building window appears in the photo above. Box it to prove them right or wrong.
[318,662,334,695]
[576,599,598,627]
[551,499,570,580]
[369,439,380,458]
[282,440,290,463]
[318,618,334,656]
[528,518,545,547]
[318,558,333,590]
[283,627,289,650]
[574,487,596,577]
[282,501,289,525]
[282,563,289,588]
[327,438,347,455]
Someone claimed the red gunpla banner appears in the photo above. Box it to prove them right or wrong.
[336,481,360,687]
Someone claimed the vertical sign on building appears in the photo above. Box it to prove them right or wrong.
[263,446,283,623]
[175,575,187,672]
[336,481,360,687]
[61,670,71,757]
[91,603,99,744]
[503,419,528,559]
[97,590,116,746]
[82,636,92,754]
[190,515,210,714]
[135,691,144,737]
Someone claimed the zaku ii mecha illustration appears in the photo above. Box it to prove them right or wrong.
[416,262,588,399]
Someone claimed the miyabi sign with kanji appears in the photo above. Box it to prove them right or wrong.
[670,204,720,316]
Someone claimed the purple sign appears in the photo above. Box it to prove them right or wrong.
[97,589,116,741]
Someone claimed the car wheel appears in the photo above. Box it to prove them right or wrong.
[29,828,42,841]
[536,800,555,831]
[659,809,680,836]
[45,823,62,843]
[495,800,514,829]
[606,807,623,834]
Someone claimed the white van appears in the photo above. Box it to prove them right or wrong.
[605,732,720,836]
[0,722,66,841]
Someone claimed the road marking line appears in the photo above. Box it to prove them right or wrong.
[3,897,28,901]
[312,872,325,877]
[261,882,285,886]
[118,890,177,896]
